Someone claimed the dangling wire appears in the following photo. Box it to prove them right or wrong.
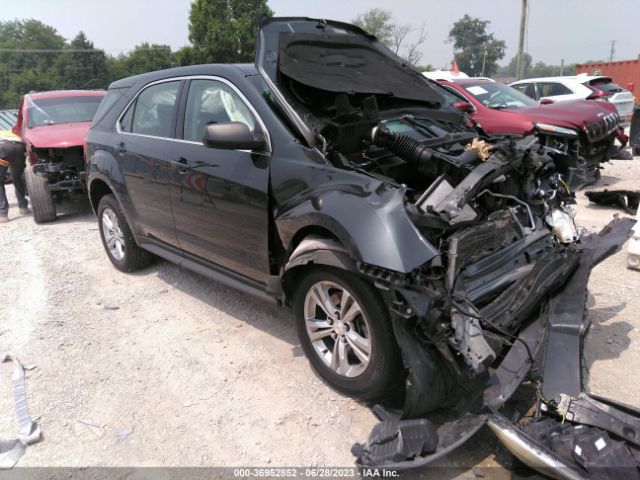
[451,295,535,365]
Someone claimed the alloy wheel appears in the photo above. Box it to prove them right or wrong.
[303,281,372,378]
[101,207,126,261]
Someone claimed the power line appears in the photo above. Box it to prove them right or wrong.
[0,48,105,53]
[0,46,171,54]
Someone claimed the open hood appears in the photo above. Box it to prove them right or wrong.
[256,17,446,148]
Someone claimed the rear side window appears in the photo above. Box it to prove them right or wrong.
[512,83,534,98]
[536,82,573,97]
[92,89,122,125]
[120,81,180,138]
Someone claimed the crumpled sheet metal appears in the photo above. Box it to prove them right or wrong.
[0,355,41,469]
[354,217,636,475]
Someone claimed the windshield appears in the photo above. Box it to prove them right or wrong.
[27,96,103,128]
[462,82,537,109]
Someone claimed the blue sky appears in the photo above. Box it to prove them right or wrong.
[2,0,638,67]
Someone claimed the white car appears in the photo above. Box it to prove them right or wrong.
[510,74,635,125]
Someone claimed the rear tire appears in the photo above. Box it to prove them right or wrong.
[24,166,56,223]
[293,266,402,401]
[97,194,153,272]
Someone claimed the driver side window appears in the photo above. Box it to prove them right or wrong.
[183,79,257,143]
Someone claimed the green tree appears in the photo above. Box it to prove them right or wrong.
[527,61,578,78]
[181,0,273,65]
[0,19,66,108]
[353,9,394,45]
[56,32,109,90]
[448,14,506,77]
[122,43,174,75]
[498,52,532,77]
[352,9,427,66]
[106,55,128,83]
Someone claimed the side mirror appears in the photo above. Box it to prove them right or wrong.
[453,101,474,113]
[203,122,267,151]
[540,98,554,105]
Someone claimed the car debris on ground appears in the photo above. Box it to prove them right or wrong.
[585,190,640,214]
[0,355,41,469]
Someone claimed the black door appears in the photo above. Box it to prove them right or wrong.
[170,78,271,283]
[116,80,182,247]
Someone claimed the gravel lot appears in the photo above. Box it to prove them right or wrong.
[0,154,639,478]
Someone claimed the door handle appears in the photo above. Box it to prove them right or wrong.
[169,157,190,172]
[113,142,127,154]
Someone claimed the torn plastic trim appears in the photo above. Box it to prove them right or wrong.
[354,414,488,471]
[541,216,635,402]
[487,413,586,480]
[556,393,640,449]
[283,235,355,272]
[0,355,41,469]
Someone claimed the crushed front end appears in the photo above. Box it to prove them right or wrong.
[535,111,620,189]
[350,126,635,478]
[254,18,637,476]
[29,146,86,192]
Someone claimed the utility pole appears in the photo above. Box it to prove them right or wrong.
[609,40,616,61]
[516,0,528,80]
[481,45,487,76]
[560,58,564,76]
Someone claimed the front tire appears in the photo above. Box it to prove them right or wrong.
[97,194,152,272]
[293,267,402,401]
[24,166,56,223]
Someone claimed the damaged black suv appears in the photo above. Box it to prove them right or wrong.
[87,18,637,475]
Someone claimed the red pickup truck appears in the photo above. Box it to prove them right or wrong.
[13,90,105,222]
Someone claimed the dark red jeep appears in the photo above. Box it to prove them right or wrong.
[438,78,625,187]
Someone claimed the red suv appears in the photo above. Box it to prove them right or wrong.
[437,78,624,187]
[13,90,105,222]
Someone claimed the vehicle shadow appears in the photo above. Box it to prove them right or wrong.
[53,196,95,223]
[583,302,633,374]
[150,258,301,350]
[595,174,622,189]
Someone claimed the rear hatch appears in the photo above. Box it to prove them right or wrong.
[585,77,635,124]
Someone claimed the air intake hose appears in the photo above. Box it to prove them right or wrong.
[372,126,479,172]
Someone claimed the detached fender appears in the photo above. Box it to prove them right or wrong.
[275,183,439,274]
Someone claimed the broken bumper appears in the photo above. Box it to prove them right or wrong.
[354,217,637,478]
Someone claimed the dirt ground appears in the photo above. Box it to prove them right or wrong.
[0,153,639,479]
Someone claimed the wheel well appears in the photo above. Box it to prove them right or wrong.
[287,226,339,256]
[89,179,113,212]
[281,227,348,303]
